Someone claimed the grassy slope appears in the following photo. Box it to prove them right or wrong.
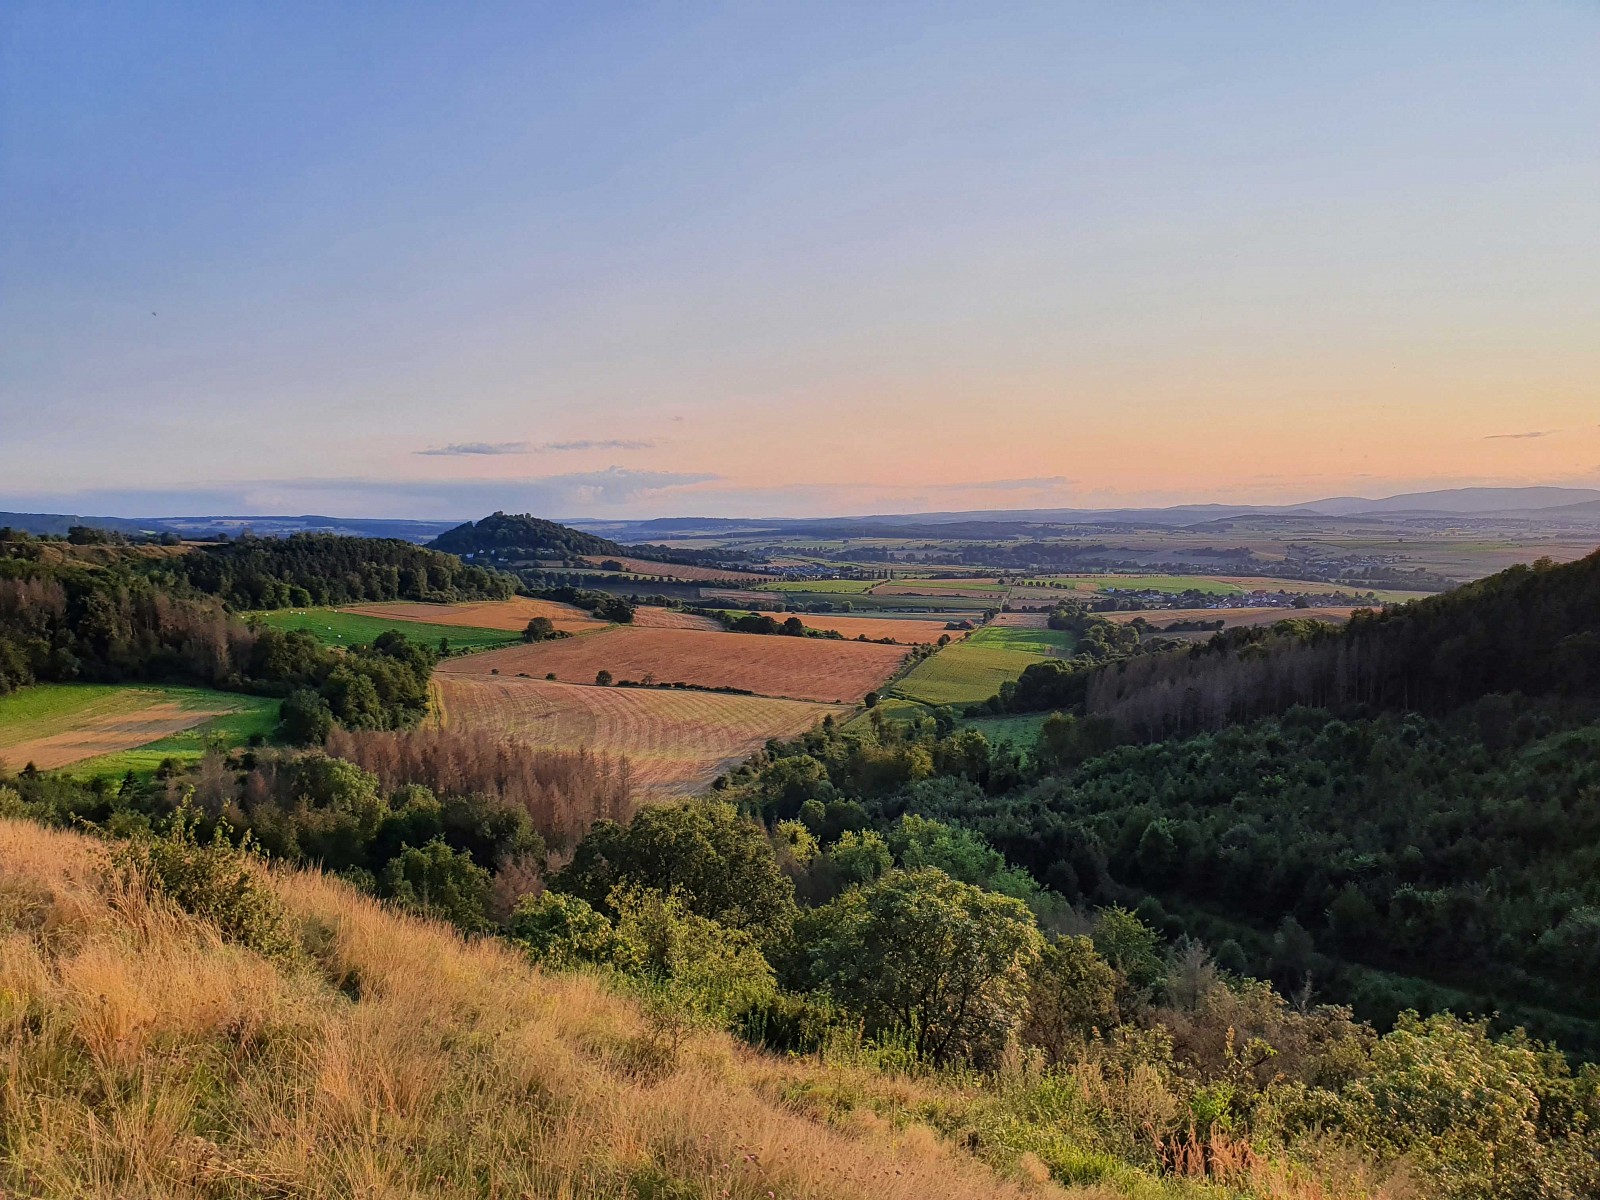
[891,627,1074,708]
[0,818,1234,1200]
[0,683,278,777]
[253,608,520,652]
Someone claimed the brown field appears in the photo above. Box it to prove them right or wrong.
[1101,605,1361,630]
[433,674,843,796]
[872,582,1007,599]
[630,606,724,631]
[1,698,232,772]
[750,612,966,644]
[581,555,775,583]
[989,611,1049,628]
[437,625,908,704]
[338,597,607,633]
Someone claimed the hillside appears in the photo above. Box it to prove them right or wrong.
[0,817,1150,1200]
[430,511,626,559]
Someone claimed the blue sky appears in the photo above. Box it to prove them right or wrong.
[3,2,1598,519]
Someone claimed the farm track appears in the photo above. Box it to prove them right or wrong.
[433,674,844,797]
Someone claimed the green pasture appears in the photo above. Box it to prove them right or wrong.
[252,608,519,652]
[0,683,280,778]
[889,625,1074,708]
[759,579,880,594]
[960,712,1052,746]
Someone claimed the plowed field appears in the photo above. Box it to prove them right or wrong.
[436,626,908,704]
[433,674,843,796]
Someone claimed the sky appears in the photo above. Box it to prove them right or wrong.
[2,2,1598,520]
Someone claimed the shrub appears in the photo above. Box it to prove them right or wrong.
[113,802,291,957]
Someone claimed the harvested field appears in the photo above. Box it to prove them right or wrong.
[748,612,967,644]
[0,684,255,772]
[1100,605,1361,629]
[630,606,724,631]
[437,626,908,704]
[338,597,606,634]
[433,674,843,796]
[581,555,774,584]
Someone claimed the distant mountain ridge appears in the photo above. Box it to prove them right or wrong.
[7,485,1600,543]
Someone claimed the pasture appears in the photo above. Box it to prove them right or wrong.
[253,608,521,652]
[437,625,909,704]
[759,578,880,594]
[433,674,844,797]
[0,684,277,774]
[889,625,1075,708]
[872,581,1008,599]
[339,597,607,634]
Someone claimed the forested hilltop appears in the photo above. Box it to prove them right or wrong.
[428,511,626,559]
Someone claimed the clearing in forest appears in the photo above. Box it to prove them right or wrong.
[437,625,908,704]
[433,674,844,796]
[0,684,276,773]
[890,626,1075,708]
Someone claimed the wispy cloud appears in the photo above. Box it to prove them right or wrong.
[416,442,531,456]
[538,439,655,452]
[1485,431,1552,440]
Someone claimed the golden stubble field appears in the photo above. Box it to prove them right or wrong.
[432,674,845,796]
[437,625,909,704]
[751,612,968,644]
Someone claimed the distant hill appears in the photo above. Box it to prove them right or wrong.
[0,512,457,542]
[428,511,625,559]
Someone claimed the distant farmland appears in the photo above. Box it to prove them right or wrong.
[433,674,843,797]
[890,626,1074,708]
[581,555,775,584]
[872,581,1007,599]
[437,625,909,704]
[760,578,879,594]
[0,684,276,774]
[1100,605,1360,630]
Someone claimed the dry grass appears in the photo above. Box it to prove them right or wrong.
[0,817,1099,1200]
[433,674,846,797]
[439,626,910,704]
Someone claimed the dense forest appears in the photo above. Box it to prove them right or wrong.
[174,532,516,610]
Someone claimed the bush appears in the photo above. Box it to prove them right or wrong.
[113,802,291,957]
[508,890,616,969]
[378,838,493,931]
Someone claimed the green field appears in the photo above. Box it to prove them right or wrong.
[1027,573,1246,595]
[960,712,1052,746]
[873,577,1005,591]
[253,609,519,652]
[0,683,280,777]
[889,626,1075,707]
[759,579,880,594]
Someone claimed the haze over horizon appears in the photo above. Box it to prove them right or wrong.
[4,3,1598,520]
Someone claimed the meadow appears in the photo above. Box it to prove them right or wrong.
[433,674,844,796]
[252,608,522,652]
[437,625,910,705]
[889,626,1075,708]
[759,578,880,594]
[0,684,277,774]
